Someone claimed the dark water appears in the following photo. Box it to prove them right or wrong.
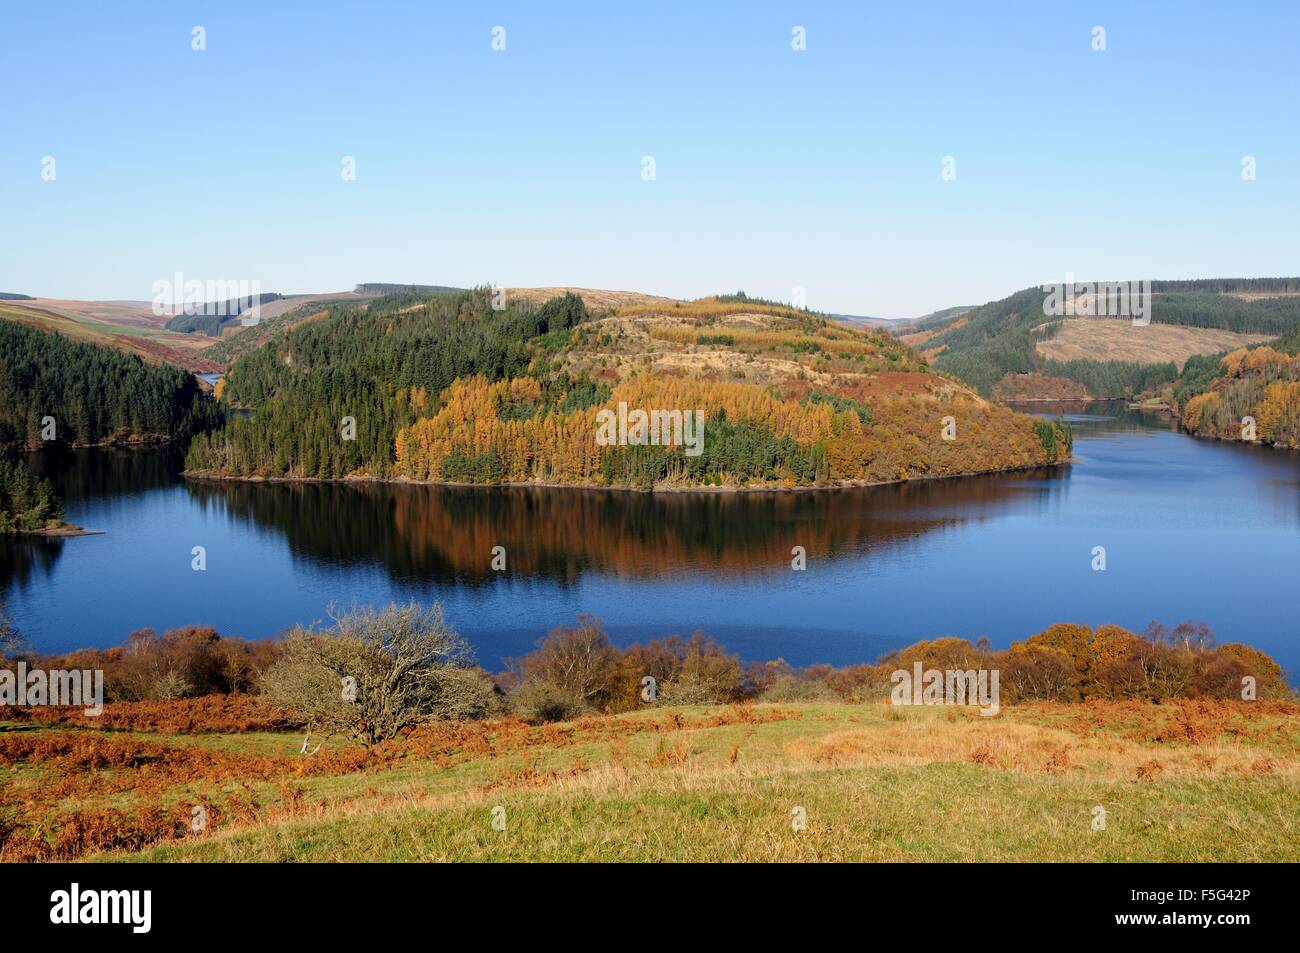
[5,402,1298,680]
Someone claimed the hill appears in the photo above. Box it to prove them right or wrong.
[2,697,1295,861]
[164,293,285,336]
[201,291,381,367]
[1176,338,1300,449]
[354,283,466,296]
[1034,319,1273,369]
[0,320,222,450]
[914,279,1300,398]
[0,298,223,372]
[184,288,1072,489]
[832,304,973,333]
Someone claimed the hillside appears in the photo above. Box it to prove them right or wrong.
[164,293,285,336]
[1,698,1295,861]
[201,291,380,367]
[184,288,1072,489]
[1035,319,1273,369]
[0,290,389,373]
[0,320,222,450]
[915,279,1300,398]
[1176,337,1300,449]
[4,603,1294,863]
[833,304,972,333]
[0,299,222,372]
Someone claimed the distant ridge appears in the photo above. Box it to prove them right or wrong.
[355,283,465,295]
[832,304,972,331]
[0,293,33,300]
[915,277,1300,396]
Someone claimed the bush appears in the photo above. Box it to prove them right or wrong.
[757,675,839,703]
[432,666,504,720]
[821,664,894,702]
[62,627,280,701]
[508,679,589,724]
[656,634,743,705]
[1212,643,1290,699]
[260,602,484,745]
[511,615,621,716]
[1001,644,1080,702]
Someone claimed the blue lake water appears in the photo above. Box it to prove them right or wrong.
[4,402,1298,680]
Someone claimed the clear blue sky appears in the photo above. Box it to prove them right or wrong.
[3,1,1298,316]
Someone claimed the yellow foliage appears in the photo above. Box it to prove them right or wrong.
[1244,346,1290,373]
[1220,348,1250,377]
[1255,379,1300,447]
[393,371,1061,488]
[1182,391,1220,431]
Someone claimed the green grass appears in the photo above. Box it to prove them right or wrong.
[43,700,1293,862]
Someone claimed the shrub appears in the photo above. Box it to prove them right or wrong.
[509,679,589,724]
[1001,644,1080,702]
[757,675,838,703]
[656,634,743,705]
[431,666,504,720]
[112,627,226,701]
[1213,643,1290,699]
[511,615,621,716]
[821,664,893,702]
[260,602,484,745]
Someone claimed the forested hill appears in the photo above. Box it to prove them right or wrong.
[165,293,285,337]
[914,278,1300,397]
[1171,329,1300,449]
[184,288,1071,489]
[0,320,222,449]
[187,289,617,479]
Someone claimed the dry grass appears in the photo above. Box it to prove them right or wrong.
[1035,318,1272,369]
[505,287,680,311]
[4,698,1295,862]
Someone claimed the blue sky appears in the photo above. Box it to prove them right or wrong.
[3,1,1298,316]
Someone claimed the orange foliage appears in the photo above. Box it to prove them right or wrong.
[394,373,1060,488]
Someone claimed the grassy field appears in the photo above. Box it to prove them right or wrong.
[1036,318,1272,370]
[3,698,1296,862]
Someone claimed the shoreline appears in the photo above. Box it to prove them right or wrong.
[1177,428,1299,453]
[181,458,1071,494]
[16,435,181,454]
[7,523,102,538]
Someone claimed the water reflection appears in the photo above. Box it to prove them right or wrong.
[26,444,185,502]
[183,468,1060,586]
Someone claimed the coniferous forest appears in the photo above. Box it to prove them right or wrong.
[185,289,592,479]
[0,457,63,533]
[0,321,222,450]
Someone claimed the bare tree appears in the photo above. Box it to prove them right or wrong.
[260,602,496,746]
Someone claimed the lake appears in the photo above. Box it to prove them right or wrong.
[5,402,1298,680]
